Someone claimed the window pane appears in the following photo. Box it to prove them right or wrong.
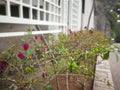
[23,6,29,18]
[46,2,49,11]
[39,0,44,9]
[0,0,6,15]
[22,0,30,4]
[32,0,38,7]
[33,9,37,20]
[40,11,44,20]
[10,2,19,17]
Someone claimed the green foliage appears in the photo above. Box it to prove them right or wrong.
[27,49,34,56]
[106,80,112,87]
[25,66,36,73]
[68,61,78,73]
[46,84,52,90]
[102,51,110,60]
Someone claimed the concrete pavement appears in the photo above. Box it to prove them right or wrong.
[93,56,114,90]
[109,52,120,90]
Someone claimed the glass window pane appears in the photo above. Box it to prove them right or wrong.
[32,0,38,7]
[10,2,19,17]
[39,0,44,9]
[40,11,44,20]
[46,2,49,11]
[23,6,30,18]
[0,0,6,15]
[33,9,37,20]
[22,0,30,4]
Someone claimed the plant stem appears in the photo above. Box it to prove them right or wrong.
[66,72,69,90]
[42,34,60,90]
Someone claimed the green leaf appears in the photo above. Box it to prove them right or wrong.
[106,80,112,87]
[72,62,78,70]
[102,51,110,60]
[88,71,95,77]
[46,84,52,90]
[80,65,88,71]
[27,49,34,56]
[25,66,36,73]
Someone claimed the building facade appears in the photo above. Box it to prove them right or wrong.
[0,0,94,50]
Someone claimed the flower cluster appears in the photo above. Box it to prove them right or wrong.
[17,43,29,60]
[17,52,26,60]
[0,61,8,73]
[68,29,77,36]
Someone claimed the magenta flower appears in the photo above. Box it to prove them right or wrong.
[17,52,26,60]
[41,47,45,52]
[34,35,38,40]
[40,36,44,41]
[84,26,88,30]
[0,61,8,73]
[68,29,72,34]
[42,72,47,79]
[23,43,29,51]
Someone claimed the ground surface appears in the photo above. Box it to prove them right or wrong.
[93,56,114,90]
[109,51,120,90]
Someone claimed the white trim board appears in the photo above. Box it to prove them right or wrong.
[0,30,62,37]
[0,16,66,26]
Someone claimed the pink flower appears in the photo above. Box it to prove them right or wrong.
[40,36,44,41]
[23,43,29,51]
[41,47,45,52]
[34,35,38,40]
[0,61,8,73]
[17,52,26,60]
[42,72,47,79]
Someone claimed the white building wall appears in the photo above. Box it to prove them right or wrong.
[0,0,94,35]
[78,1,82,31]
[0,0,95,51]
[68,0,81,31]
[67,0,94,31]
[82,0,94,29]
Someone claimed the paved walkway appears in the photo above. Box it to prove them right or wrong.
[93,44,120,90]
[93,56,114,90]
[109,52,120,90]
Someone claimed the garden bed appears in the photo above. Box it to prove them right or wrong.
[0,30,114,90]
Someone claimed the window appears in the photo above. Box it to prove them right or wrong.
[40,11,44,20]
[10,2,19,17]
[40,0,44,9]
[51,5,54,12]
[23,6,29,18]
[58,0,60,6]
[33,9,37,20]
[0,0,6,15]
[32,0,38,7]
[22,0,30,4]
[46,2,49,11]
[46,13,49,21]
[82,0,85,13]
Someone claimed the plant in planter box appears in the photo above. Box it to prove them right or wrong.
[0,30,118,90]
[48,30,113,90]
[0,34,49,89]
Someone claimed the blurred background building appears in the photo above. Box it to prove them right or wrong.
[0,0,94,50]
